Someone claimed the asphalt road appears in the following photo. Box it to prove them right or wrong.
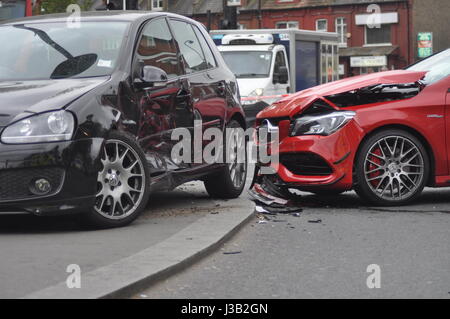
[137,188,450,299]
[0,181,235,299]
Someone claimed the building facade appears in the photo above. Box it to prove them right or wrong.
[0,0,32,20]
[166,0,449,78]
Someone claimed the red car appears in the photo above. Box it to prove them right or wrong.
[256,49,450,206]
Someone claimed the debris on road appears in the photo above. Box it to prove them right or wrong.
[308,219,322,224]
[223,251,242,255]
[249,171,303,218]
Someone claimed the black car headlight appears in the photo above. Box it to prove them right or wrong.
[1,110,75,144]
[291,111,355,136]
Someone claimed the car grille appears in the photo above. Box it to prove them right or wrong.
[280,153,333,176]
[0,167,65,201]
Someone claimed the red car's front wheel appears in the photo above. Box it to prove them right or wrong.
[354,129,429,206]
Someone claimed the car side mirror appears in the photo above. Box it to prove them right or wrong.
[274,66,289,85]
[134,65,168,90]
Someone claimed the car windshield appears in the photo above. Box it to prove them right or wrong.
[407,49,450,84]
[221,51,272,78]
[0,22,129,81]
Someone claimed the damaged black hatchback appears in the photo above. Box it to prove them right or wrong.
[0,12,247,228]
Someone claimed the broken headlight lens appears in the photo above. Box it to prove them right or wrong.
[291,111,355,136]
[1,110,75,144]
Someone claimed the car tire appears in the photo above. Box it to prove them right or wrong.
[82,131,151,228]
[354,129,429,206]
[204,120,247,199]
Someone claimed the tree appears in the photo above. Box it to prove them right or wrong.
[40,0,93,14]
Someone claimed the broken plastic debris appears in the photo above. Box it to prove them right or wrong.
[249,169,303,211]
[223,251,242,255]
[308,219,322,224]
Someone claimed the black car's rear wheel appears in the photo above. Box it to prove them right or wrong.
[204,120,247,199]
[354,129,429,206]
[84,131,150,228]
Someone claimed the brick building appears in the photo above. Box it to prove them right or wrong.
[165,0,449,78]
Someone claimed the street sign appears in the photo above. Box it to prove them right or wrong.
[350,56,387,67]
[418,32,433,58]
[227,0,241,6]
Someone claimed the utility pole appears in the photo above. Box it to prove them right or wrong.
[222,0,238,30]
[258,0,263,29]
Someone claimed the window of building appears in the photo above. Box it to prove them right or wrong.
[152,0,164,11]
[316,19,328,32]
[365,24,391,46]
[137,18,180,78]
[335,17,347,47]
[275,21,299,29]
[170,20,210,74]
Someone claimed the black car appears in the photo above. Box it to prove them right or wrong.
[0,12,247,228]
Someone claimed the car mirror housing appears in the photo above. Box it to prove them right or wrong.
[135,65,168,89]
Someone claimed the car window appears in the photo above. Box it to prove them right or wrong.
[137,18,181,78]
[192,26,217,69]
[0,22,128,81]
[169,20,209,74]
[274,51,287,74]
[407,49,450,84]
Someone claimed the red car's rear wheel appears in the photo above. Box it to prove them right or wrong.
[355,129,429,206]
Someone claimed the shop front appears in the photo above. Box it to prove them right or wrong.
[339,45,399,77]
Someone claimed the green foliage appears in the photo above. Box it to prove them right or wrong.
[41,0,94,14]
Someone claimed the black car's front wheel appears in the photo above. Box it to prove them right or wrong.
[204,120,247,199]
[84,131,151,228]
[354,129,429,206]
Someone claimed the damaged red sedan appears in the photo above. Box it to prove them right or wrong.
[256,49,450,206]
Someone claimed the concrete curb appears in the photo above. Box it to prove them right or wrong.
[24,204,255,299]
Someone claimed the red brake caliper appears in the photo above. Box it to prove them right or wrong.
[368,148,383,187]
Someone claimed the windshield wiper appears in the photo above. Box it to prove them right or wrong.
[14,25,74,59]
[236,73,265,78]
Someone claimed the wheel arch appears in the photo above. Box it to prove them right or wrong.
[229,112,247,130]
[354,124,436,186]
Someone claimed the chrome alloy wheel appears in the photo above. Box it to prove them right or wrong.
[95,140,146,220]
[364,136,425,201]
[227,128,247,189]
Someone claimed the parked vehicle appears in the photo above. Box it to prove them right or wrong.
[256,49,450,206]
[0,12,247,228]
[211,29,339,125]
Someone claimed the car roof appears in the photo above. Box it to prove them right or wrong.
[0,11,186,26]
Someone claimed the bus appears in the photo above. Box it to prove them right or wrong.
[0,0,32,21]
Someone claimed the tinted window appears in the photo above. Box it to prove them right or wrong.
[170,20,209,74]
[274,51,287,74]
[192,26,217,69]
[137,18,180,78]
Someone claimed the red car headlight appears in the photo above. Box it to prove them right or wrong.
[291,111,355,136]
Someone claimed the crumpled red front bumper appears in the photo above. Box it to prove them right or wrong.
[260,119,365,191]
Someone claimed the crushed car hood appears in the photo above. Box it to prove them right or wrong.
[0,77,109,127]
[257,70,427,119]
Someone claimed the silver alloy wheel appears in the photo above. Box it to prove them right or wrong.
[227,128,247,189]
[364,135,425,201]
[95,140,145,220]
